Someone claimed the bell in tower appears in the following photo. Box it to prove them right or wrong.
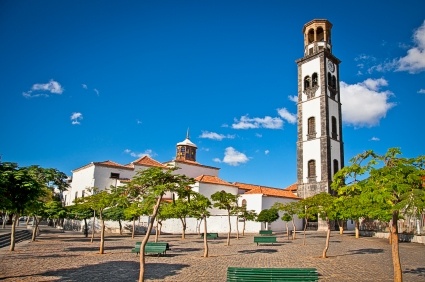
[303,19,333,57]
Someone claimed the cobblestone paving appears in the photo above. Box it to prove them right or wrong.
[1,230,425,281]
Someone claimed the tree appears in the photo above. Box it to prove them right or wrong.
[124,167,195,282]
[211,191,238,246]
[189,192,212,257]
[66,203,93,237]
[44,199,67,227]
[103,206,126,235]
[0,163,46,251]
[307,192,338,258]
[297,197,318,245]
[273,201,301,239]
[74,187,118,254]
[281,213,292,240]
[238,207,257,236]
[332,148,425,282]
[256,208,279,230]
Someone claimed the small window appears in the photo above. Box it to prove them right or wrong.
[307,117,316,139]
[308,160,316,178]
[110,173,120,179]
[304,76,310,89]
[242,199,247,207]
[312,73,318,87]
[331,116,337,139]
[317,27,324,41]
[333,159,339,176]
[75,191,78,200]
[82,190,85,198]
[327,73,332,86]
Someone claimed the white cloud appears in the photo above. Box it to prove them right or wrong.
[82,84,88,89]
[94,88,100,96]
[340,78,395,127]
[213,157,221,163]
[265,150,270,155]
[232,115,283,129]
[70,112,83,125]
[22,79,64,98]
[124,149,155,158]
[255,133,262,138]
[396,20,425,74]
[418,89,425,94]
[199,131,235,141]
[136,119,142,124]
[370,137,380,141]
[288,95,298,103]
[277,108,297,124]
[221,147,249,166]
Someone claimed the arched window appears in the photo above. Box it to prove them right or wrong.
[304,76,310,89]
[307,117,316,139]
[333,159,339,176]
[308,160,316,178]
[332,76,337,89]
[242,199,247,207]
[308,28,315,44]
[327,72,332,86]
[317,27,324,41]
[331,116,337,139]
[312,73,318,87]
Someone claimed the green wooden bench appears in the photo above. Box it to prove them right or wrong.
[253,236,277,245]
[131,242,170,255]
[200,232,219,239]
[259,230,273,236]
[144,244,167,256]
[227,267,319,281]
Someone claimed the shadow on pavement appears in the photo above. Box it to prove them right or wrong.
[1,261,190,282]
[403,267,425,277]
[238,249,278,254]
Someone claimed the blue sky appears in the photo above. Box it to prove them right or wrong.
[1,0,424,189]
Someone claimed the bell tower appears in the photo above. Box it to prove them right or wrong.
[296,19,344,199]
[176,129,197,162]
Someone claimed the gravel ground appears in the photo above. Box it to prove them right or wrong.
[1,229,424,281]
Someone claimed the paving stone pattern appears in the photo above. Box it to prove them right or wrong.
[0,230,424,281]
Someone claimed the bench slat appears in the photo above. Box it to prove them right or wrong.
[227,267,318,282]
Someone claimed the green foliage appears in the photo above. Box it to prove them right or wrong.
[256,208,279,224]
[44,200,67,220]
[281,213,292,222]
[211,191,238,212]
[189,192,212,219]
[332,147,425,221]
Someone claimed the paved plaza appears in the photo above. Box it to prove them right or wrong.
[0,228,424,281]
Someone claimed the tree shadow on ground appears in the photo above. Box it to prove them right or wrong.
[65,245,131,252]
[1,261,190,282]
[403,267,425,277]
[346,248,384,255]
[238,249,278,254]
[169,247,201,253]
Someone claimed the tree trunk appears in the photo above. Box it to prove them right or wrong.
[226,212,231,246]
[355,220,360,239]
[203,215,209,257]
[31,216,39,241]
[155,221,159,243]
[322,219,331,258]
[236,215,239,240]
[292,219,296,240]
[10,213,18,251]
[242,220,246,236]
[83,219,88,237]
[90,212,95,243]
[132,218,135,239]
[285,222,289,240]
[391,211,402,282]
[99,216,105,254]
[139,196,162,282]
[119,220,122,235]
[339,226,344,235]
[180,218,186,239]
[303,219,308,245]
[2,212,7,229]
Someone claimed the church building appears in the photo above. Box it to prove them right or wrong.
[63,19,351,234]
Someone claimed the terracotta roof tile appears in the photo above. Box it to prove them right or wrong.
[94,160,133,170]
[245,186,300,199]
[283,183,298,192]
[171,160,220,170]
[194,175,237,187]
[131,156,167,168]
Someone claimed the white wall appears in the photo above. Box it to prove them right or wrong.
[167,161,219,178]
[198,182,239,215]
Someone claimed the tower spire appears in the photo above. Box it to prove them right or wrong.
[186,128,190,139]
